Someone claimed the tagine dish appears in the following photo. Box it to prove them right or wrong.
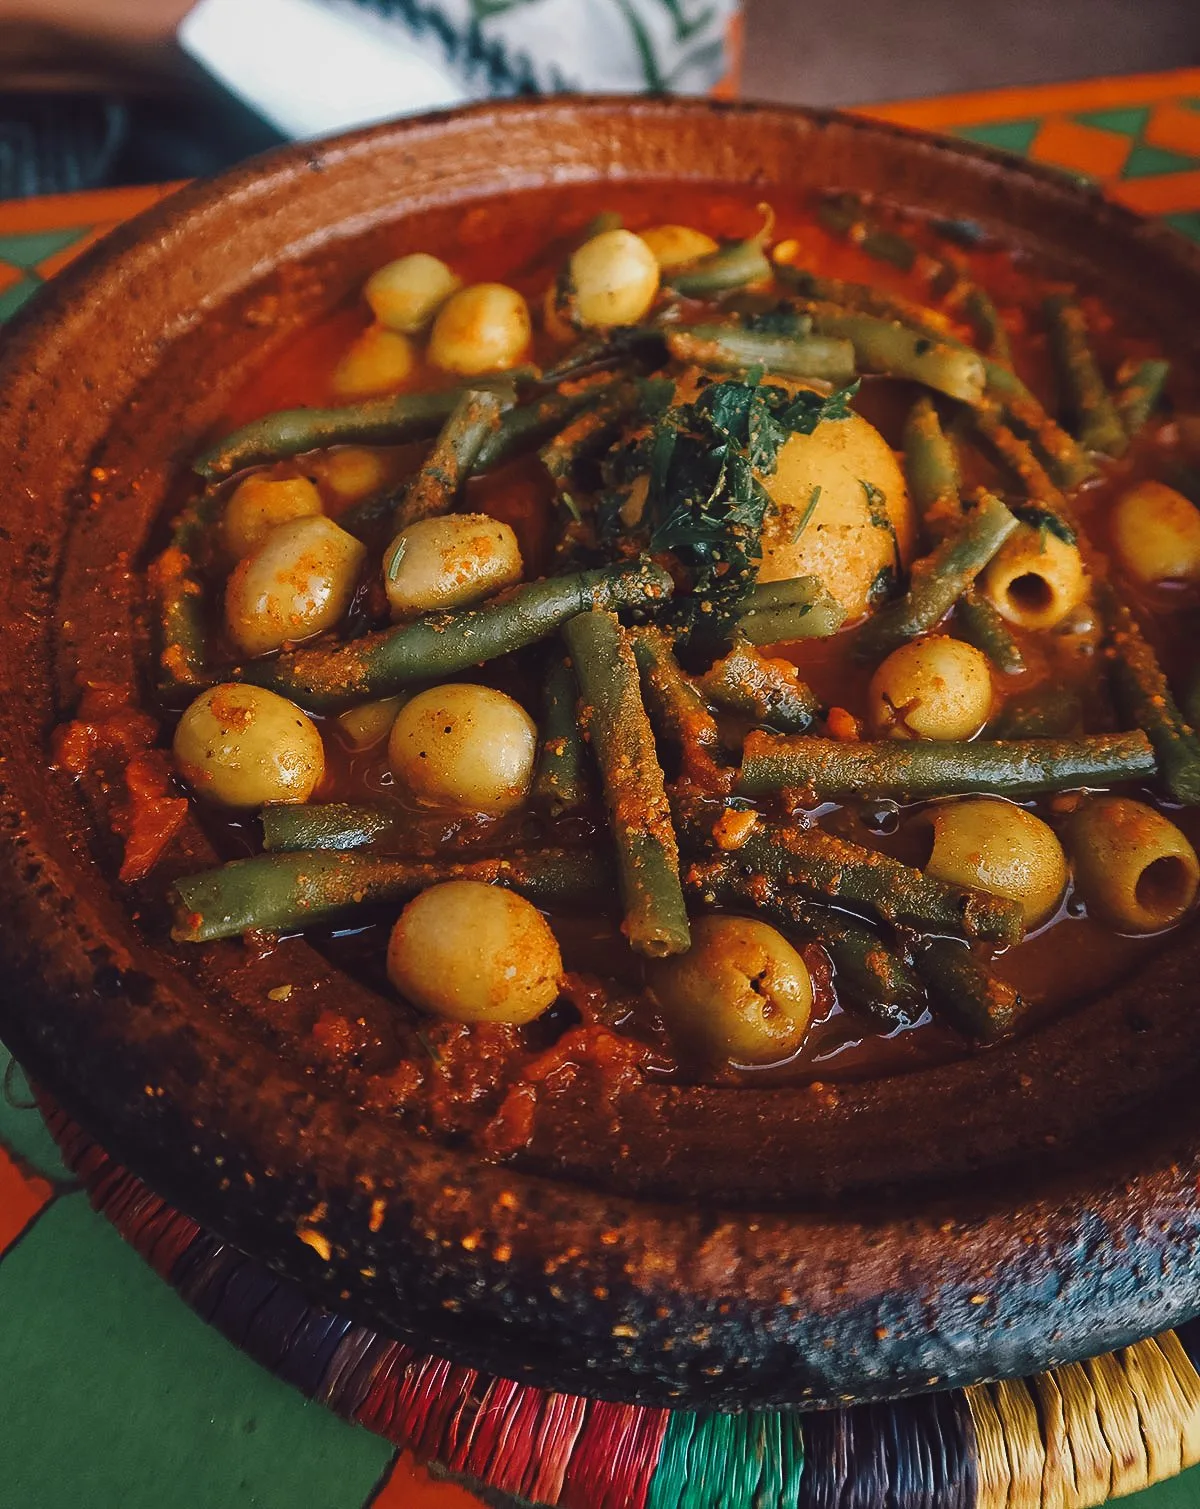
[8,103,1200,1407]
[50,178,1200,1163]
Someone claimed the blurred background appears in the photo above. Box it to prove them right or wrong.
[746,0,1198,107]
[0,0,1195,196]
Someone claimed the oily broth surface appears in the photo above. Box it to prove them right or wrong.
[171,179,1200,1094]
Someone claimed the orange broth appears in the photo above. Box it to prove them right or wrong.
[165,180,1200,1090]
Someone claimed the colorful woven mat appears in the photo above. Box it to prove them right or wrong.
[3,68,1200,1508]
[5,1051,1200,1509]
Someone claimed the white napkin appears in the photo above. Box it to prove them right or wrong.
[180,0,739,140]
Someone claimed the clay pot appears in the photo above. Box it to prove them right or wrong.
[1,98,1199,1411]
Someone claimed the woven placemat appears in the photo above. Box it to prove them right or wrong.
[27,1089,1200,1509]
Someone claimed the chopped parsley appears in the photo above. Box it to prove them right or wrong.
[859,477,902,582]
[787,485,822,543]
[1011,501,1076,546]
[641,374,858,632]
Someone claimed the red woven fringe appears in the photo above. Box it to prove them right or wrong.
[35,1095,673,1509]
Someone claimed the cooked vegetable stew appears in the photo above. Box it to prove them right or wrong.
[56,183,1200,1132]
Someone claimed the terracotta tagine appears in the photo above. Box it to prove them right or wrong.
[1,98,1199,1410]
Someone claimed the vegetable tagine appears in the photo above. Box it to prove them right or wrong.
[57,183,1200,1154]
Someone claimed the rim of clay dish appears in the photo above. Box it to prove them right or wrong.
[1,97,1199,1410]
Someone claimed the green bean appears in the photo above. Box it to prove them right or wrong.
[803,911,923,1027]
[986,682,1082,739]
[193,390,462,480]
[737,730,1157,801]
[970,403,1060,501]
[1044,293,1127,457]
[814,914,923,1028]
[777,267,952,342]
[665,326,856,383]
[564,611,690,957]
[903,395,963,538]
[262,803,401,852]
[539,326,666,385]
[150,488,221,695]
[903,404,1023,671]
[389,386,509,534]
[969,404,1077,542]
[171,848,611,943]
[347,383,531,549]
[808,308,987,404]
[236,559,673,712]
[688,866,923,1028]
[538,389,646,568]
[665,239,772,296]
[778,265,1094,484]
[1099,583,1200,804]
[678,806,1022,944]
[853,491,1019,663]
[736,577,847,644]
[531,656,590,816]
[740,577,830,615]
[962,285,1012,364]
[956,590,1025,674]
[698,640,818,733]
[995,383,1097,489]
[915,937,1028,1042]
[820,921,924,1026]
[1116,358,1171,440]
[631,628,724,788]
[817,193,919,272]
[473,382,609,470]
[539,384,642,488]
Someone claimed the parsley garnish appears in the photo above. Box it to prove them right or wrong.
[1012,501,1076,546]
[859,478,890,530]
[788,484,822,543]
[644,375,858,632]
[859,477,901,580]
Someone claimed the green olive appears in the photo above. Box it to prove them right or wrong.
[568,229,660,328]
[315,447,388,503]
[387,880,562,1024]
[1110,480,1200,587]
[222,474,323,560]
[364,253,460,334]
[638,224,719,270]
[868,636,993,741]
[330,325,416,398]
[924,797,1068,927]
[980,524,1087,630]
[225,515,366,657]
[428,283,531,375]
[173,684,324,809]
[1066,796,1199,934]
[648,915,814,1065]
[387,683,536,815]
[384,512,523,619]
